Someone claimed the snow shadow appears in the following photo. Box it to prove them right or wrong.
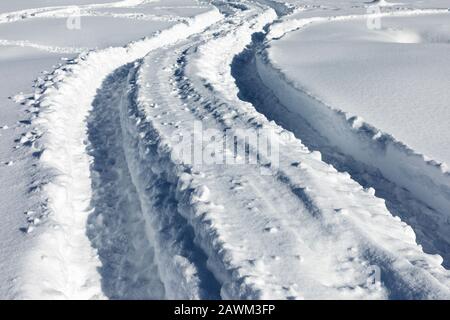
[86,64,165,299]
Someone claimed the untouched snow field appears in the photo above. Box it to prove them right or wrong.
[1,0,450,300]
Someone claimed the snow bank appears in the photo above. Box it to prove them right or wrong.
[256,48,450,229]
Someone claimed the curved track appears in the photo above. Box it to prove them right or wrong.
[11,0,450,299]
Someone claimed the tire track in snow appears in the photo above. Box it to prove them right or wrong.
[117,3,363,299]
[17,0,450,300]
[124,36,381,300]
[183,1,450,298]
[85,61,221,299]
[121,60,223,299]
[19,8,222,299]
[86,64,165,299]
[120,0,450,299]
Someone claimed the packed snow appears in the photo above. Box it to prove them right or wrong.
[1,0,450,300]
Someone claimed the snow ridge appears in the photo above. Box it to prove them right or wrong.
[0,39,89,53]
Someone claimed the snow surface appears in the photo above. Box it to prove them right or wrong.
[0,16,174,50]
[266,13,450,167]
[0,45,67,299]
[1,0,450,300]
[257,1,450,270]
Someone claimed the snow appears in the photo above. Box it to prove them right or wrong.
[0,1,114,14]
[114,1,450,299]
[0,17,174,50]
[0,0,209,52]
[1,0,450,300]
[0,0,221,299]
[259,3,450,233]
[267,13,450,166]
[0,45,68,298]
[18,6,222,300]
